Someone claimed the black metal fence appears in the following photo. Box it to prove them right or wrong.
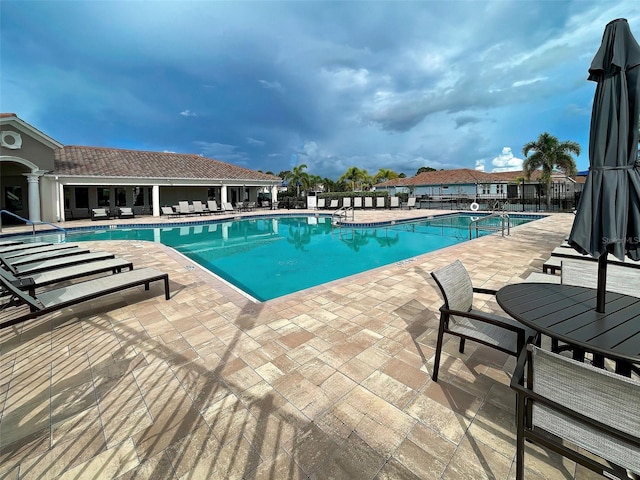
[414,182,582,213]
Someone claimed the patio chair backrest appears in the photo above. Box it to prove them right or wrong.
[178,201,191,214]
[407,197,416,207]
[529,345,640,472]
[317,198,325,208]
[0,268,45,310]
[561,260,640,298]
[376,197,385,208]
[390,196,400,208]
[223,202,234,211]
[161,206,175,215]
[342,197,351,208]
[353,197,362,208]
[364,197,373,208]
[208,200,219,211]
[430,260,473,313]
[192,201,205,212]
[329,199,339,209]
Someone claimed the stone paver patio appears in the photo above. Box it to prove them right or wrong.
[0,210,608,479]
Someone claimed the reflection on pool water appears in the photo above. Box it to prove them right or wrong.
[25,214,540,301]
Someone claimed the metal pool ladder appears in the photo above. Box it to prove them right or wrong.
[468,212,510,239]
[331,206,354,226]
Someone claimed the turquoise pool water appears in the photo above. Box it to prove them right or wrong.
[17,214,538,301]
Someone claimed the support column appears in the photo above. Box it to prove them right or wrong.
[24,173,42,222]
[271,186,278,210]
[152,185,160,217]
[57,181,65,221]
[221,185,228,205]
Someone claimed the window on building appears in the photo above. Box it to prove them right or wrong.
[133,187,144,206]
[115,188,127,206]
[496,184,505,195]
[4,186,23,212]
[97,188,110,207]
[75,188,89,208]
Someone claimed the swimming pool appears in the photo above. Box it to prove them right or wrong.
[12,213,540,301]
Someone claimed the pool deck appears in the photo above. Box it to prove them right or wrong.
[0,209,604,479]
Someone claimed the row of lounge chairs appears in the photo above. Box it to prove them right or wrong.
[161,200,254,217]
[0,240,170,329]
[317,197,416,210]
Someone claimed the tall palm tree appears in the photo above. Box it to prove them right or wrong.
[339,166,365,191]
[373,168,399,184]
[522,132,580,211]
[283,164,309,196]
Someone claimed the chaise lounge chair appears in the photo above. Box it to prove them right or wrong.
[178,201,193,216]
[0,267,170,329]
[3,258,134,296]
[192,201,209,215]
[1,246,91,270]
[364,197,374,209]
[353,197,363,209]
[6,251,117,276]
[1,243,80,260]
[376,196,386,209]
[161,206,180,217]
[402,197,417,209]
[390,196,400,208]
[0,242,54,254]
[207,200,222,214]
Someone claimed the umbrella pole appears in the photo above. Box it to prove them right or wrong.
[596,252,608,313]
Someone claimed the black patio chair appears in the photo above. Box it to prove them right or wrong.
[430,260,536,381]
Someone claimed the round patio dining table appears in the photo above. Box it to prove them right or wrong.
[496,283,640,375]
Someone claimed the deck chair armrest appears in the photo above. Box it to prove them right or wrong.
[440,306,526,333]
[472,287,498,295]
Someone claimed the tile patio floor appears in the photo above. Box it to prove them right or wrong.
[0,210,609,479]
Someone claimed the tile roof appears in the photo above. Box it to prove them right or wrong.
[53,145,281,182]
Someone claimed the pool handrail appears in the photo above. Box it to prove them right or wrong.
[469,212,510,239]
[0,210,67,236]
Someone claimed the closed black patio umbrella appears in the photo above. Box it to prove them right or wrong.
[568,18,640,313]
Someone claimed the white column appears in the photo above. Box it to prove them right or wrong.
[271,186,278,210]
[221,185,228,205]
[152,185,160,216]
[57,181,65,221]
[24,173,42,222]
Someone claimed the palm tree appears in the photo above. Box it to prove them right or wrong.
[522,132,580,211]
[339,166,365,191]
[373,168,399,184]
[283,164,309,196]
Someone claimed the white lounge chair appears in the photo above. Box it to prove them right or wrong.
[161,206,180,217]
[390,197,400,208]
[192,201,209,215]
[376,197,386,209]
[178,201,193,216]
[0,242,53,254]
[328,199,339,209]
[402,197,417,209]
[342,197,351,208]
[207,200,222,214]
[317,198,326,209]
[353,197,363,209]
[364,197,373,209]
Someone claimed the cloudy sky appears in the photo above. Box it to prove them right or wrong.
[2,1,638,179]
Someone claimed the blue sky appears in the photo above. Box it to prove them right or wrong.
[2,1,639,179]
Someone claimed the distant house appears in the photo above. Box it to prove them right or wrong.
[375,168,581,202]
[0,114,281,223]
